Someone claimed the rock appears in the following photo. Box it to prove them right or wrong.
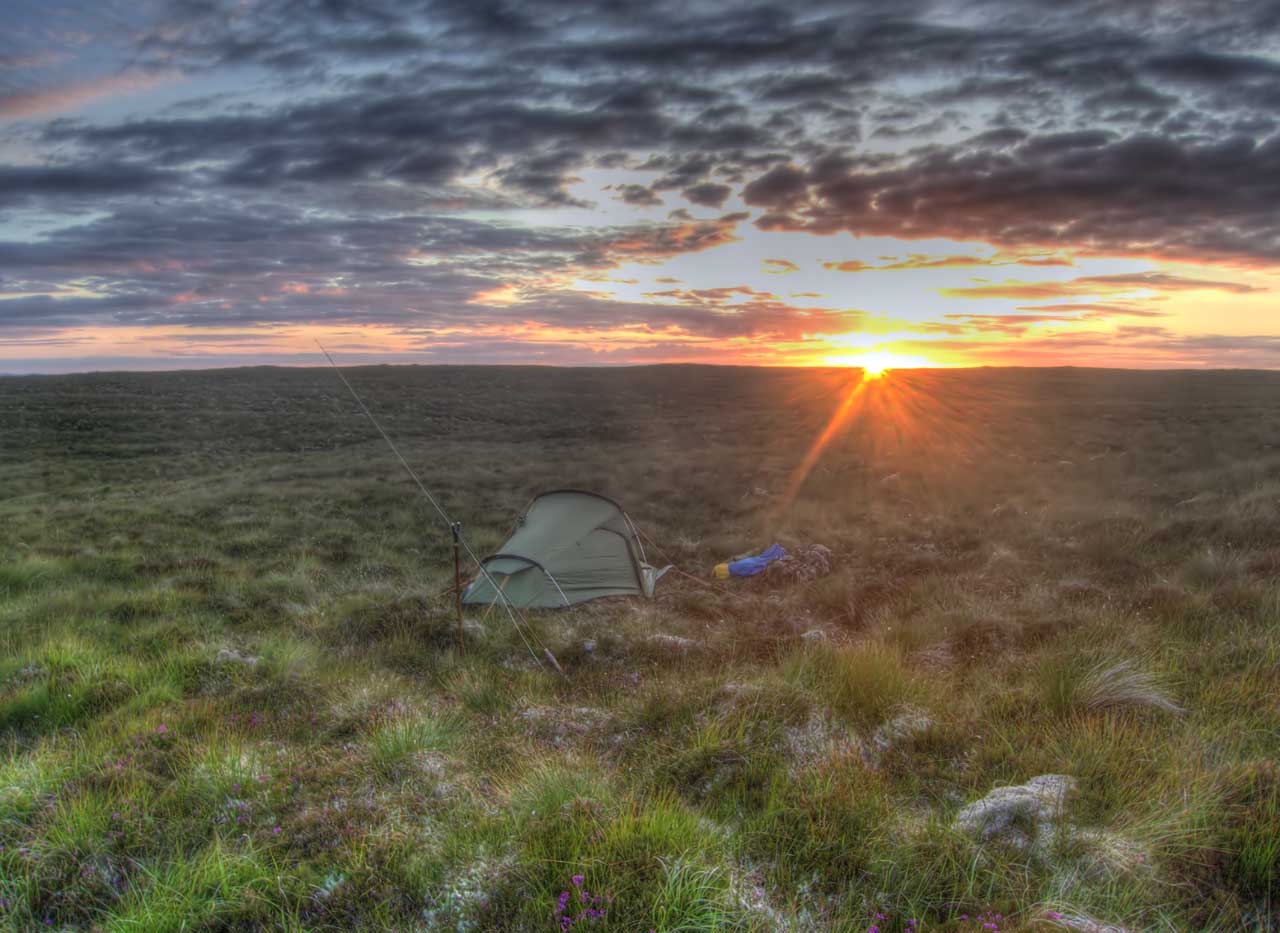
[800,628,828,643]
[1073,828,1152,880]
[870,708,935,758]
[953,774,1076,852]
[784,710,860,772]
[518,706,613,746]
[216,648,260,667]
[1042,910,1132,932]
[647,633,699,653]
[581,639,597,654]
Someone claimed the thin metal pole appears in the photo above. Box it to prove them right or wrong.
[452,521,464,655]
[315,341,561,675]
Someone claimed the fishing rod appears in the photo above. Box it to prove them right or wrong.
[315,342,563,675]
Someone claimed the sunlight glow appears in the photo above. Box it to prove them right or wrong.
[824,349,935,375]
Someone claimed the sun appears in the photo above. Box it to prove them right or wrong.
[861,357,890,379]
[823,349,926,377]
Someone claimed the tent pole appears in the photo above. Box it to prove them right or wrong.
[317,341,561,676]
[452,522,464,656]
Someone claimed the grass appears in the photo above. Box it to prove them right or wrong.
[1,363,1279,929]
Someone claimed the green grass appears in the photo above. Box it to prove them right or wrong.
[1,363,1279,929]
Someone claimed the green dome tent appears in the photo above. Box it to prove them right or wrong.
[462,490,669,609]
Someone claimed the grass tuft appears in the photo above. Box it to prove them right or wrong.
[1043,658,1183,717]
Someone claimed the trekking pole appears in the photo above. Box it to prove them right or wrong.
[452,522,464,656]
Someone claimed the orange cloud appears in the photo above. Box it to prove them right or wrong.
[467,284,523,305]
[822,251,1075,273]
[763,258,800,274]
[939,272,1264,300]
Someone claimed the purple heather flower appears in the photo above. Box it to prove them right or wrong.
[1047,911,1062,920]
[155,724,167,734]
[571,874,584,888]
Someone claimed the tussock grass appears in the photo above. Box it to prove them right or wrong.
[1042,657,1183,717]
[2,365,1279,929]
[783,640,926,727]
[367,712,461,780]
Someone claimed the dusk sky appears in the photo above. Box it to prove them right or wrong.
[2,0,1279,372]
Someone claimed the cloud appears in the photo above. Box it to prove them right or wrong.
[742,164,809,210]
[763,258,799,274]
[750,132,1280,265]
[0,71,174,120]
[0,162,175,207]
[682,182,732,208]
[4,0,1280,366]
[1012,302,1167,317]
[938,271,1263,299]
[614,184,663,206]
[822,253,1075,272]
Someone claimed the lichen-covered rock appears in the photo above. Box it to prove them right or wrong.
[1073,827,1153,880]
[784,710,861,772]
[1042,910,1133,932]
[216,647,260,666]
[517,706,614,746]
[647,633,699,653]
[953,774,1076,851]
[870,708,935,758]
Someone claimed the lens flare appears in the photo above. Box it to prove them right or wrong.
[823,349,933,377]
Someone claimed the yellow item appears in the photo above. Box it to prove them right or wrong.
[713,562,730,579]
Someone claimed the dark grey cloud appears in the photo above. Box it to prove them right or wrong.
[755,132,1280,264]
[0,162,174,206]
[682,182,731,208]
[31,0,1271,215]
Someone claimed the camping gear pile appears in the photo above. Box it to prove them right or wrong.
[713,543,786,579]
[713,543,834,583]
[762,543,834,582]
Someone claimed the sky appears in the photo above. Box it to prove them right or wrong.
[1,0,1279,373]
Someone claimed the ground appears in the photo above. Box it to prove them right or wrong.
[1,364,1278,931]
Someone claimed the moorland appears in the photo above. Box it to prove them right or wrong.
[1,364,1278,931]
